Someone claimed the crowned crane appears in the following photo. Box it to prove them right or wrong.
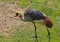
[14,8,53,28]
[13,8,53,41]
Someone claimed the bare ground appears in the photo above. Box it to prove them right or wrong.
[0,1,33,36]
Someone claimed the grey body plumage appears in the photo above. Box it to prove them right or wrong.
[24,8,46,20]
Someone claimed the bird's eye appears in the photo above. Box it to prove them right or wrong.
[15,13,18,17]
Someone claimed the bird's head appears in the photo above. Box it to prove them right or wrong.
[14,9,24,20]
[45,17,53,28]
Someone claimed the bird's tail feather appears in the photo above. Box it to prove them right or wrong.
[44,17,53,28]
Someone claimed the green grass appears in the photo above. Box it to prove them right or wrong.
[0,0,60,42]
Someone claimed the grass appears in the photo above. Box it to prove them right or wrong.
[0,0,60,42]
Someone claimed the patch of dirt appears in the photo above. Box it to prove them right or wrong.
[0,1,32,36]
[52,6,57,10]
[55,13,60,18]
[45,0,53,6]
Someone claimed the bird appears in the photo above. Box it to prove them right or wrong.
[13,8,53,28]
[13,8,53,41]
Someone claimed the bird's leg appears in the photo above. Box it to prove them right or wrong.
[46,27,51,42]
[32,21,37,38]
[31,21,38,42]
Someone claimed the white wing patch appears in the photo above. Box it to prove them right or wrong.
[42,13,46,16]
